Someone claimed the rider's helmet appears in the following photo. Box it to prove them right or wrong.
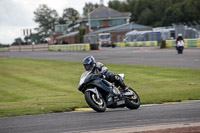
[83,56,96,71]
[178,33,182,37]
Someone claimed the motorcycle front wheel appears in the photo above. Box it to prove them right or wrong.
[85,91,106,112]
[125,88,140,109]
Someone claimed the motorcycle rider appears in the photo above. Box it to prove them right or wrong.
[176,33,184,54]
[83,55,129,92]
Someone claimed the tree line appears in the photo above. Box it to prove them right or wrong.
[108,0,200,27]
[13,3,97,45]
[13,0,200,45]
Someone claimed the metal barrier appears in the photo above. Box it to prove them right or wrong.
[9,44,48,51]
[116,41,158,47]
[48,44,91,51]
[165,39,200,48]
[2,44,100,52]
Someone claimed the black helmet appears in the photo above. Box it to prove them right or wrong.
[83,56,96,71]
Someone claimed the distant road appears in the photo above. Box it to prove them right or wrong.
[0,47,200,69]
[0,102,200,133]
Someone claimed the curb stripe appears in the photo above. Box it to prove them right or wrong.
[74,100,200,112]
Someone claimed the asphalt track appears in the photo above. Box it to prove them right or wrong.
[0,102,200,133]
[0,47,200,132]
[0,47,200,69]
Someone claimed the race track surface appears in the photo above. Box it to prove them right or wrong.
[0,102,200,133]
[0,47,200,133]
[0,47,200,69]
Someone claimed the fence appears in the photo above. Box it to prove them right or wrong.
[165,39,200,48]
[49,44,91,51]
[0,44,101,52]
[116,41,158,47]
[9,44,48,52]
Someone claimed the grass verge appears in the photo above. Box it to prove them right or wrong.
[0,58,200,117]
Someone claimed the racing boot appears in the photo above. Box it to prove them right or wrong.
[123,86,134,96]
[116,76,133,96]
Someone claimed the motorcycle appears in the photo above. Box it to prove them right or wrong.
[176,40,184,54]
[78,70,140,112]
[176,46,184,54]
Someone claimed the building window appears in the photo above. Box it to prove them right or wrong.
[91,20,103,28]
[109,19,124,26]
[55,25,68,33]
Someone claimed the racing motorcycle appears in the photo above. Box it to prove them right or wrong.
[176,46,184,54]
[78,71,140,112]
[176,40,184,54]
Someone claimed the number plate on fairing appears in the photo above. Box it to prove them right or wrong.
[117,100,125,105]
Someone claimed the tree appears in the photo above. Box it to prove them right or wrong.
[83,2,99,16]
[11,37,23,46]
[150,0,173,26]
[134,0,153,22]
[108,0,200,27]
[79,29,85,43]
[108,0,121,11]
[108,0,129,12]
[58,17,66,25]
[24,33,44,44]
[182,0,200,24]
[61,8,79,30]
[33,4,59,35]
[126,0,136,22]
[162,5,184,26]
[161,0,200,26]
[138,8,155,26]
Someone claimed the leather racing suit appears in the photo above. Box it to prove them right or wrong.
[93,62,127,90]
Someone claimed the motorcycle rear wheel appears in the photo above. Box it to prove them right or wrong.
[85,91,106,112]
[125,88,140,109]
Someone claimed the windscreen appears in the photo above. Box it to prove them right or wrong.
[99,35,110,40]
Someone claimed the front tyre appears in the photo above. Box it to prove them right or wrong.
[125,88,140,109]
[85,91,106,112]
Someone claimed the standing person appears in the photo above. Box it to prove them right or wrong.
[176,34,184,54]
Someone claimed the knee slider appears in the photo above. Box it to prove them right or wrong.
[114,75,121,81]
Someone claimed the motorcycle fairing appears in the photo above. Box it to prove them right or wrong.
[105,88,126,108]
[86,79,111,93]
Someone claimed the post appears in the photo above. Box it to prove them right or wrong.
[32,44,34,51]
[19,43,21,52]
[88,9,91,33]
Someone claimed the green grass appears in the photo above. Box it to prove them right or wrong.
[0,58,200,117]
[0,48,9,52]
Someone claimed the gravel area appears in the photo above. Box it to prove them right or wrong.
[138,126,200,133]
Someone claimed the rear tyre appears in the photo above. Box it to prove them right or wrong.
[85,91,106,112]
[181,46,184,54]
[125,88,140,109]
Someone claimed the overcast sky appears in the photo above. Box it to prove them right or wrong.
[0,0,109,44]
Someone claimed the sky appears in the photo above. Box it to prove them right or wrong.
[0,0,109,44]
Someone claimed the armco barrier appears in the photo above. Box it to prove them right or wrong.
[10,44,48,51]
[116,41,157,47]
[116,42,126,47]
[48,44,90,51]
[165,39,200,48]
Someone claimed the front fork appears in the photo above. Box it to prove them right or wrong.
[85,87,101,100]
